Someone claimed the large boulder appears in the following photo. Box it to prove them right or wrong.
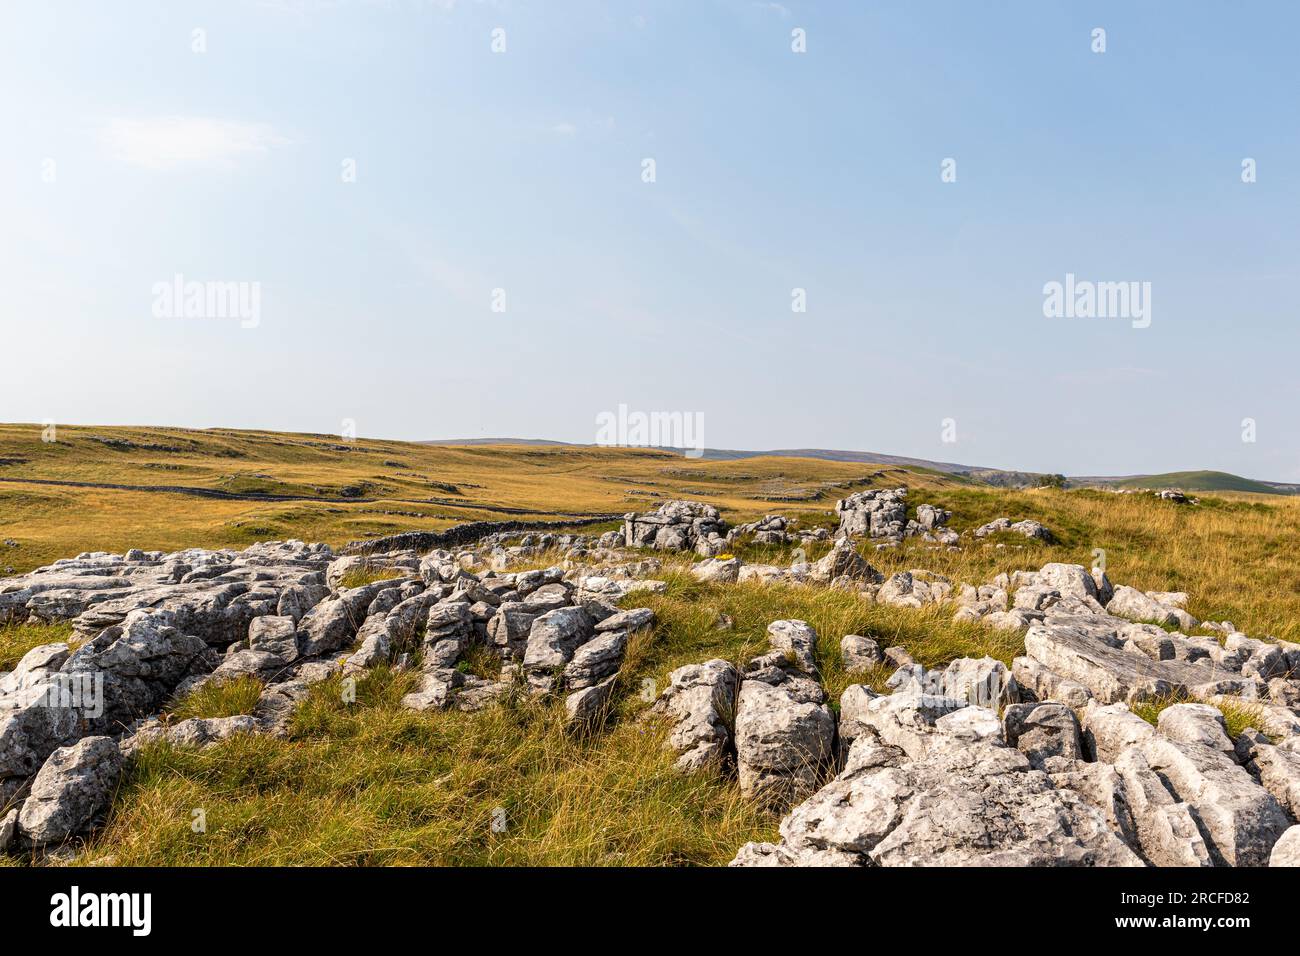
[63,609,211,728]
[1134,735,1289,867]
[734,677,835,810]
[733,734,1140,867]
[621,500,727,553]
[650,659,740,772]
[521,607,594,694]
[17,736,121,847]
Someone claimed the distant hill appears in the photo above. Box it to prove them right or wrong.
[421,439,1298,496]
[1088,470,1300,496]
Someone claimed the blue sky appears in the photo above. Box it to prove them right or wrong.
[2,1,1298,478]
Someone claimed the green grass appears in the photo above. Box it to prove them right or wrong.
[168,675,264,721]
[1111,470,1291,495]
[0,620,75,670]
[338,567,406,589]
[1130,694,1269,740]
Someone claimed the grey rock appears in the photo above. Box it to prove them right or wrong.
[1012,656,1093,707]
[1240,740,1300,818]
[737,736,1139,867]
[1112,745,1214,867]
[808,539,880,584]
[121,715,261,753]
[1003,702,1082,768]
[563,630,627,690]
[400,669,464,711]
[247,615,299,663]
[840,634,883,672]
[766,620,819,674]
[594,607,654,633]
[17,736,121,846]
[1270,826,1300,866]
[689,557,742,584]
[0,808,16,853]
[1081,700,1156,762]
[650,659,740,772]
[1156,703,1234,756]
[1025,621,1240,705]
[564,675,618,731]
[486,602,537,659]
[1137,735,1290,867]
[522,606,594,694]
[734,677,835,810]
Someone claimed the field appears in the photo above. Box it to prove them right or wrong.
[3,423,1300,865]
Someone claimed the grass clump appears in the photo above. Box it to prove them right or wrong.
[0,619,76,670]
[168,675,264,721]
[338,566,406,589]
[1130,694,1267,740]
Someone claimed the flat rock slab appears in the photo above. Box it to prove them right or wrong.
[1025,623,1251,704]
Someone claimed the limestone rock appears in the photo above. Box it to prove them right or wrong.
[734,677,835,810]
[522,606,594,694]
[1270,826,1300,866]
[840,634,883,672]
[766,620,819,674]
[1156,703,1234,757]
[690,557,742,584]
[1136,735,1289,867]
[650,659,740,772]
[1003,702,1082,768]
[563,629,627,690]
[565,675,618,731]
[1081,701,1155,762]
[17,736,121,847]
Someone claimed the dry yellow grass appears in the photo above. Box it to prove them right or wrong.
[0,423,936,572]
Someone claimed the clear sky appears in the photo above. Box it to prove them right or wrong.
[3,1,1298,478]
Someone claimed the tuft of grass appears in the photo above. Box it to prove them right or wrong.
[338,567,406,590]
[0,619,76,671]
[458,643,503,681]
[168,675,264,721]
[1130,694,1266,740]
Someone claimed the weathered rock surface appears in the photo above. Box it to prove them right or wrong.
[17,736,121,847]
[734,676,834,810]
[1270,826,1300,866]
[840,634,882,671]
[1135,735,1289,867]
[835,487,908,540]
[733,719,1140,867]
[1157,703,1234,756]
[650,659,740,772]
[1003,701,1082,768]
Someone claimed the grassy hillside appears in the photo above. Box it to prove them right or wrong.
[0,423,950,573]
[1109,470,1292,495]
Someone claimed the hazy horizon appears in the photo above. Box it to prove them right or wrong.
[4,1,1298,479]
